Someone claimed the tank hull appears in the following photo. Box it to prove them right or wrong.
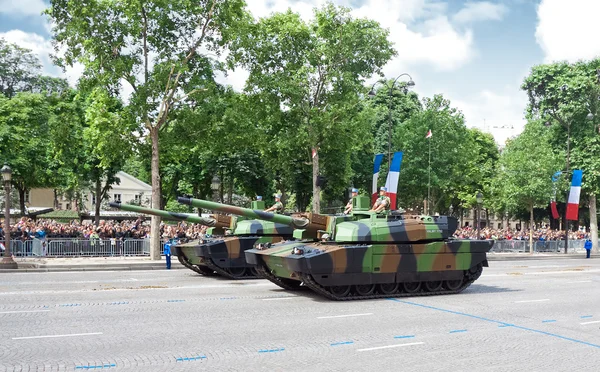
[245,239,493,300]
[184,235,288,279]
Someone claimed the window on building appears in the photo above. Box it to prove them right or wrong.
[114,194,121,202]
[498,223,502,229]
[91,194,96,205]
[134,194,141,203]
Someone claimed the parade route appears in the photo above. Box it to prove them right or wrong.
[1,258,599,371]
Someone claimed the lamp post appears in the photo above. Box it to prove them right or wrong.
[368,73,415,172]
[1,164,17,269]
[476,192,483,239]
[211,175,220,203]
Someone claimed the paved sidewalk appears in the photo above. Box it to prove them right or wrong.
[0,256,184,272]
[0,251,596,272]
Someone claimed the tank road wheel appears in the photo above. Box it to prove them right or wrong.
[403,282,421,293]
[249,267,260,276]
[225,267,247,278]
[328,285,351,297]
[279,278,303,290]
[354,284,376,296]
[377,283,400,295]
[424,281,443,292]
[444,279,463,291]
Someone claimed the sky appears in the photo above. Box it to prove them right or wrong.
[1,0,600,145]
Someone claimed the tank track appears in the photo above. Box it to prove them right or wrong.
[255,265,303,291]
[299,264,484,301]
[176,254,217,276]
[201,257,261,280]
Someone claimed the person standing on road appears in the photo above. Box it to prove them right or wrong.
[164,239,172,269]
[584,239,592,258]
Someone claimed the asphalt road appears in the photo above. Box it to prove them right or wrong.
[1,258,599,371]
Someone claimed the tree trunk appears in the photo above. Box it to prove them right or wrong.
[94,179,101,227]
[590,194,598,253]
[17,187,25,216]
[53,189,59,209]
[149,126,161,260]
[485,208,490,228]
[529,201,534,254]
[312,150,320,213]
[227,169,233,205]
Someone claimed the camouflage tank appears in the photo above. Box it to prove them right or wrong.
[242,195,493,300]
[175,196,299,279]
[176,196,369,289]
[108,201,230,277]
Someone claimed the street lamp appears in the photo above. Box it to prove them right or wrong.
[476,192,483,239]
[1,164,17,269]
[368,73,415,173]
[211,175,220,203]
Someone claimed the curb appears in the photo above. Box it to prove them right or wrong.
[0,263,185,273]
[488,255,596,261]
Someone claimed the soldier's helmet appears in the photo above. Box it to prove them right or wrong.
[351,188,358,193]
[380,187,387,192]
[256,196,262,201]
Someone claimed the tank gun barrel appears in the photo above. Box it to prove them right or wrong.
[109,202,218,226]
[177,197,309,228]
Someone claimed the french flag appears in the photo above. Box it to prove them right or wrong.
[566,170,583,221]
[384,151,403,210]
[372,154,384,204]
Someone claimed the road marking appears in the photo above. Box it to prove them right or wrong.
[542,320,556,323]
[12,332,103,340]
[449,329,467,333]
[391,299,600,349]
[262,297,296,301]
[330,341,354,346]
[357,342,424,352]
[581,315,593,319]
[580,320,600,325]
[393,335,415,339]
[514,299,550,303]
[258,348,285,353]
[317,313,373,319]
[0,310,50,314]
[568,280,593,283]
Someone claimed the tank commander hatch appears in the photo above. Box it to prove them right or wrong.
[370,187,391,213]
[343,188,359,214]
[264,194,284,214]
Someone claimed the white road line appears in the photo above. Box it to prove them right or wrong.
[317,313,373,319]
[12,332,102,340]
[514,299,550,303]
[262,297,296,301]
[568,280,593,283]
[580,320,600,325]
[357,342,424,352]
[0,310,50,315]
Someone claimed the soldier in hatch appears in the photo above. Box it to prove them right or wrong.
[370,187,391,213]
[343,188,359,214]
[264,194,284,214]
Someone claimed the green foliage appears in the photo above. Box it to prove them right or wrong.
[233,2,395,211]
[495,120,561,214]
[392,94,474,212]
[0,38,42,98]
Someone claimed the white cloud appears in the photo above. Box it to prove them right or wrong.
[452,1,508,24]
[536,0,600,63]
[452,89,527,146]
[0,29,83,87]
[0,0,47,17]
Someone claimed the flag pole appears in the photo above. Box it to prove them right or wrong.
[426,129,431,215]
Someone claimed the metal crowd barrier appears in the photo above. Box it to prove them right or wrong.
[2,238,590,257]
[490,239,588,253]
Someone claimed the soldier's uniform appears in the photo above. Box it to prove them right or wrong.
[271,200,283,213]
[344,188,358,214]
[372,187,391,212]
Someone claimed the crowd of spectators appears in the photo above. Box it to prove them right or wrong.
[0,218,593,243]
[453,226,590,241]
[0,217,209,242]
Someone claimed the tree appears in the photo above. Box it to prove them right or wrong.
[233,3,395,212]
[0,93,52,213]
[392,94,474,214]
[46,0,251,259]
[83,88,134,225]
[522,59,600,252]
[496,120,561,253]
[0,38,42,98]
